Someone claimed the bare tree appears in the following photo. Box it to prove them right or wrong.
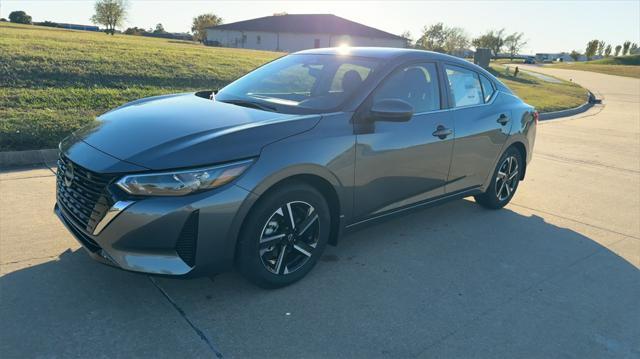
[614,45,622,56]
[504,32,527,60]
[622,41,631,55]
[90,0,127,35]
[605,44,612,57]
[191,13,223,43]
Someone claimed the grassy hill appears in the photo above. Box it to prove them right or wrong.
[489,64,587,113]
[547,54,640,78]
[1,22,589,151]
[0,22,281,151]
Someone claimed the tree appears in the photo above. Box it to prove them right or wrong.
[153,23,165,34]
[605,44,612,57]
[416,23,469,54]
[443,27,469,55]
[472,29,505,58]
[90,0,127,35]
[631,43,639,55]
[614,45,622,56]
[191,13,223,43]
[401,30,413,47]
[569,50,581,61]
[597,40,605,56]
[124,26,147,35]
[417,23,448,52]
[9,11,32,24]
[503,32,527,60]
[622,41,631,55]
[585,39,599,60]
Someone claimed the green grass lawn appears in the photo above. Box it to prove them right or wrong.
[1,22,589,151]
[546,55,640,78]
[0,22,281,151]
[489,64,588,112]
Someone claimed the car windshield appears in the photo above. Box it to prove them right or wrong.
[216,54,381,114]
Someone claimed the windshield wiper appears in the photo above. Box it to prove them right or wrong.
[220,99,278,112]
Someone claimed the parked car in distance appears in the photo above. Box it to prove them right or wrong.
[524,57,536,64]
[55,47,538,288]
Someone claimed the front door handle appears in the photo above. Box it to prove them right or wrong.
[497,114,510,125]
[432,125,453,140]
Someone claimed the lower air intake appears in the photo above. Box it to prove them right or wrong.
[176,211,198,267]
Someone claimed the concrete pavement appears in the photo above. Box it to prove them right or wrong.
[1,68,639,358]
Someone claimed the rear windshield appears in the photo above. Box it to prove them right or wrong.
[216,54,381,114]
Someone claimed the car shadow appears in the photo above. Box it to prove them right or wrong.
[2,199,639,357]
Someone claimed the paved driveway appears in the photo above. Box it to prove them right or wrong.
[1,69,639,358]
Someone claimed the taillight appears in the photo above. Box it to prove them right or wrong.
[533,111,539,124]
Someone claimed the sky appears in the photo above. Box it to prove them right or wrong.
[2,0,639,54]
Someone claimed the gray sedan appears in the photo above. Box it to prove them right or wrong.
[55,47,537,287]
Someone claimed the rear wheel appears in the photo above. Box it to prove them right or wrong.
[474,147,523,209]
[236,182,330,288]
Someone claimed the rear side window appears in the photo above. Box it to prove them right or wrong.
[445,65,483,107]
[479,75,495,102]
[373,63,441,113]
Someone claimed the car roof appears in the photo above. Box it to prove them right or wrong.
[295,47,464,62]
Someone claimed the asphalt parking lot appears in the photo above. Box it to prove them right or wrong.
[1,68,639,358]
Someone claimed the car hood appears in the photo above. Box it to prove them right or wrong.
[65,93,321,170]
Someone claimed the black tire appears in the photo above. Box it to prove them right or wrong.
[236,181,331,288]
[474,146,523,209]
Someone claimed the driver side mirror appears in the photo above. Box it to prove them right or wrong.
[369,99,414,122]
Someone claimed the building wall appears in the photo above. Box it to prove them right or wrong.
[205,29,405,51]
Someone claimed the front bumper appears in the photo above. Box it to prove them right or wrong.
[55,184,254,276]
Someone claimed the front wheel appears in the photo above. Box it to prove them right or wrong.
[236,182,331,288]
[474,147,523,209]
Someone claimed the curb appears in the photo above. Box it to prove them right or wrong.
[0,92,602,168]
[539,91,600,121]
[0,149,58,169]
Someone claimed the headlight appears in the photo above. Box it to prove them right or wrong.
[116,159,253,196]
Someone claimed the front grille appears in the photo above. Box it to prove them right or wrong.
[56,155,116,234]
[176,211,199,267]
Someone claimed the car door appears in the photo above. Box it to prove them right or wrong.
[443,64,511,193]
[353,62,454,221]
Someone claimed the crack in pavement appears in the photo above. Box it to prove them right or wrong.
[148,276,224,358]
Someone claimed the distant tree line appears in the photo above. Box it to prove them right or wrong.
[577,39,638,60]
[402,24,527,59]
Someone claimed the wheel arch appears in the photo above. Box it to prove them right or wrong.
[509,141,527,180]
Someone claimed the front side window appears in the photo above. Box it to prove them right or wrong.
[372,63,441,113]
[445,65,483,107]
[217,54,380,114]
[479,75,495,102]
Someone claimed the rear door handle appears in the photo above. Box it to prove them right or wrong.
[432,125,453,139]
[497,114,510,125]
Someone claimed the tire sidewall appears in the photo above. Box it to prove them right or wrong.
[236,182,331,288]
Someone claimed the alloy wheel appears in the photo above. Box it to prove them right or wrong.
[495,156,519,201]
[259,201,320,275]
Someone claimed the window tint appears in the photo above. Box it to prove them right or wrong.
[373,63,441,113]
[479,75,495,102]
[445,65,483,107]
